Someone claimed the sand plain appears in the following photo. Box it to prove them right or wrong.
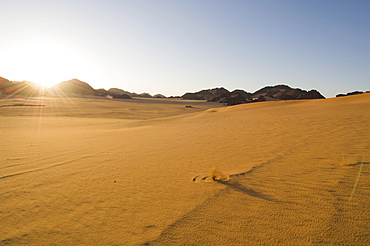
[1,93,370,245]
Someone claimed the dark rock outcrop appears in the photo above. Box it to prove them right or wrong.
[207,89,252,105]
[296,90,325,99]
[219,93,248,105]
[252,85,325,100]
[252,85,292,98]
[207,92,231,102]
[253,95,266,102]
[336,91,364,97]
[182,87,230,100]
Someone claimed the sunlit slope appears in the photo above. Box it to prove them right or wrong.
[1,93,370,245]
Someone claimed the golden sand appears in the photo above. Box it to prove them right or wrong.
[1,94,370,245]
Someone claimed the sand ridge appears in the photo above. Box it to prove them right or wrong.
[1,93,370,245]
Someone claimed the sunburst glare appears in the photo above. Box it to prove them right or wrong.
[1,40,93,88]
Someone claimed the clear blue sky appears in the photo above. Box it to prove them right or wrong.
[1,0,369,97]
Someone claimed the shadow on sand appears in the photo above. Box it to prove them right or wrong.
[217,180,279,202]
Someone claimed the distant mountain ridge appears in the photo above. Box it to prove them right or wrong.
[181,84,325,105]
[0,77,160,99]
[0,76,355,106]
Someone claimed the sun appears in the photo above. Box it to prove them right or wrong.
[0,40,92,88]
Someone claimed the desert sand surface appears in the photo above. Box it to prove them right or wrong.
[1,93,370,245]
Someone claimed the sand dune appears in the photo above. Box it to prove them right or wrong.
[1,94,370,245]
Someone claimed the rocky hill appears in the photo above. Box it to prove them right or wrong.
[51,81,135,99]
[51,79,96,95]
[251,85,325,100]
[94,88,110,96]
[231,89,253,99]
[181,87,230,100]
[107,88,137,97]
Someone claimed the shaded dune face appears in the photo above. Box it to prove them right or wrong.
[1,93,370,245]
